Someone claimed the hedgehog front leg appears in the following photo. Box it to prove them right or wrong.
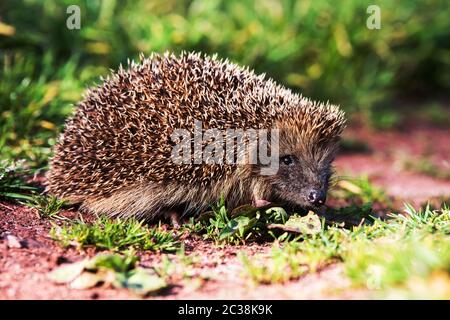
[168,211,181,229]
[251,179,272,208]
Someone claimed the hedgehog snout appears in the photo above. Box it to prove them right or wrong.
[307,189,326,206]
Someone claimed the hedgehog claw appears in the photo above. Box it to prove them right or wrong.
[252,199,272,208]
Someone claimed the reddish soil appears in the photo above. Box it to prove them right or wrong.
[336,124,450,205]
[0,125,449,300]
[0,204,356,299]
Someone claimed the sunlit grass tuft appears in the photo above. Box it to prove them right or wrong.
[51,216,179,252]
[240,203,450,298]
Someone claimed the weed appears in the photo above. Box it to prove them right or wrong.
[48,251,168,296]
[0,160,35,202]
[180,217,204,234]
[391,203,450,235]
[240,244,308,284]
[185,197,375,244]
[51,216,179,252]
[193,198,289,244]
[26,193,67,219]
[345,234,450,291]
[155,244,200,281]
[241,203,450,295]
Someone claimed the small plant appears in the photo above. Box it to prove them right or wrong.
[48,252,168,296]
[344,234,450,292]
[26,193,67,219]
[241,203,450,292]
[390,203,450,235]
[0,160,35,202]
[187,197,373,244]
[155,244,201,282]
[196,197,290,244]
[51,216,179,252]
[180,217,204,234]
[240,245,308,284]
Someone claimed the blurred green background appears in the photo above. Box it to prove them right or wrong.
[1,0,449,167]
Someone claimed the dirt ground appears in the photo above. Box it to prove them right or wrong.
[1,124,449,300]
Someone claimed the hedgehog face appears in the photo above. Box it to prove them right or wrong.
[271,155,331,209]
[266,133,339,209]
[264,110,344,209]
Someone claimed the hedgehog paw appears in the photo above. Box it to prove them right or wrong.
[252,199,272,208]
[169,211,181,229]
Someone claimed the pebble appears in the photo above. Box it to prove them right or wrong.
[6,234,23,249]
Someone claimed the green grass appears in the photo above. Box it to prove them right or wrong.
[0,53,98,166]
[155,244,204,283]
[241,219,348,284]
[240,244,309,284]
[240,203,450,298]
[182,187,384,244]
[183,197,290,244]
[0,160,35,202]
[51,216,179,252]
[26,193,67,219]
[345,234,449,292]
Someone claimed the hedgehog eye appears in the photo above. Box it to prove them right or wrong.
[280,155,296,166]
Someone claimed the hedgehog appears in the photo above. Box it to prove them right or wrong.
[46,52,346,222]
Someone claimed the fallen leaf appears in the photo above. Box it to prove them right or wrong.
[70,271,105,289]
[219,216,257,240]
[118,268,167,295]
[85,253,137,273]
[268,211,322,235]
[264,207,288,224]
[48,253,167,295]
[48,260,87,284]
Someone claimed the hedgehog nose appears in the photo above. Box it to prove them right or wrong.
[308,190,326,206]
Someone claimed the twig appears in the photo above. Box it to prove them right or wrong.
[0,203,14,211]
